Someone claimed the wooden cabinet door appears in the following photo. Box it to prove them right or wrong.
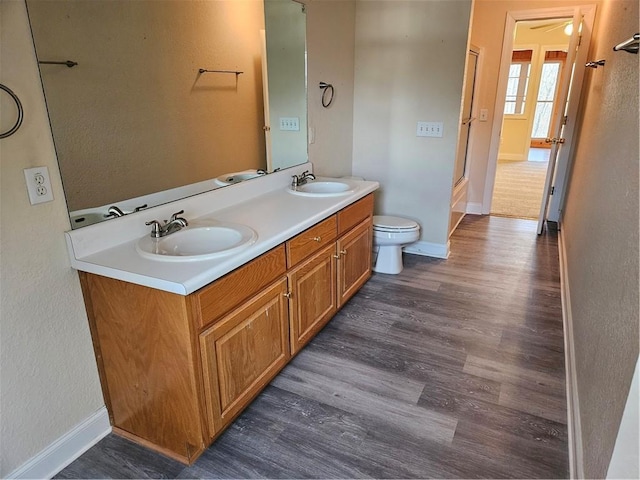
[337,218,372,308]
[199,278,290,437]
[287,243,337,355]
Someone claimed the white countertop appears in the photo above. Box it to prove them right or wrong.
[65,164,379,295]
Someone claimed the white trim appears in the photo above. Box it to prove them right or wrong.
[6,407,111,480]
[607,359,640,479]
[558,228,584,479]
[403,240,450,259]
[466,202,483,215]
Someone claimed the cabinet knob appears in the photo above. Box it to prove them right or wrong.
[312,236,322,242]
[340,250,347,256]
[283,292,292,299]
[333,254,341,259]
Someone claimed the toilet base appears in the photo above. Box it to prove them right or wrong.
[373,245,404,274]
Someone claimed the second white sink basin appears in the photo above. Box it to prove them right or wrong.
[136,222,257,262]
[214,170,265,186]
[288,180,355,197]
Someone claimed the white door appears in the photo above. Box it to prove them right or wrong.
[535,12,581,233]
[260,29,273,171]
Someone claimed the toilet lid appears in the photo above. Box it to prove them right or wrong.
[373,215,419,231]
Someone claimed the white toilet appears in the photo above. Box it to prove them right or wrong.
[372,215,420,274]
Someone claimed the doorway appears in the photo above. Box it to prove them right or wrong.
[481,5,596,233]
[490,19,570,219]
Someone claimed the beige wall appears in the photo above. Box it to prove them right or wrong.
[352,0,472,249]
[28,0,266,211]
[561,0,639,477]
[306,0,356,177]
[467,0,599,210]
[0,1,104,476]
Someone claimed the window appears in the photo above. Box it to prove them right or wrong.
[504,50,532,115]
[531,51,567,140]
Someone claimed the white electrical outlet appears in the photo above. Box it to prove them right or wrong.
[279,117,300,131]
[479,109,489,122]
[24,166,54,205]
[416,121,444,138]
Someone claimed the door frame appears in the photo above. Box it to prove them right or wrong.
[481,5,597,222]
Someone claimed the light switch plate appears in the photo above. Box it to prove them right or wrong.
[416,121,443,137]
[24,166,54,205]
[279,117,300,131]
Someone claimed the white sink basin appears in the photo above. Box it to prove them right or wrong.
[288,180,355,197]
[214,170,265,186]
[136,222,257,262]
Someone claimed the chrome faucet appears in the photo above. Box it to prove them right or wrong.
[106,205,125,218]
[145,210,189,238]
[291,170,316,188]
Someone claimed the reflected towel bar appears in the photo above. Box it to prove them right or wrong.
[38,60,78,68]
[198,69,243,75]
[613,33,639,54]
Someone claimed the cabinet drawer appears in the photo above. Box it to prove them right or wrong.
[338,194,374,235]
[191,245,287,330]
[286,216,337,267]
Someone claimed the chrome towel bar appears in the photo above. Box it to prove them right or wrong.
[613,33,639,54]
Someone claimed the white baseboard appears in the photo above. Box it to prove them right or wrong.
[7,407,111,480]
[466,202,483,215]
[403,240,450,259]
[607,359,639,479]
[558,229,584,479]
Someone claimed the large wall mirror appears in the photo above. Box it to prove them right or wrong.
[26,0,307,229]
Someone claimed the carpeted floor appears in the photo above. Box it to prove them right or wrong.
[491,159,548,219]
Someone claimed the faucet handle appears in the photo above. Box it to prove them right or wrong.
[170,210,185,222]
[145,220,162,238]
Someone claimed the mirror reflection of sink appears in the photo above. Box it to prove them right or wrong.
[288,180,355,197]
[136,222,257,262]
[214,170,265,187]
[70,211,109,227]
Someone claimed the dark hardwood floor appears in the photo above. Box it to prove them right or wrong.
[56,215,567,479]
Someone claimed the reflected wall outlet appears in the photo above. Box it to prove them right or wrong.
[24,166,54,205]
[417,121,443,137]
[279,117,300,131]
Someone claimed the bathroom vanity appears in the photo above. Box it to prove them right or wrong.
[65,166,378,464]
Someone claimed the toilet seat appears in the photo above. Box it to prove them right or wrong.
[373,215,419,233]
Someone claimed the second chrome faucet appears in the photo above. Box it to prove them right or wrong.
[291,170,316,188]
[145,210,189,238]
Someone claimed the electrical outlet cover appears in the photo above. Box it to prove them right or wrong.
[24,166,54,205]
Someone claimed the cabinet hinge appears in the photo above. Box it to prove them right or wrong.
[550,186,555,195]
[562,115,568,125]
